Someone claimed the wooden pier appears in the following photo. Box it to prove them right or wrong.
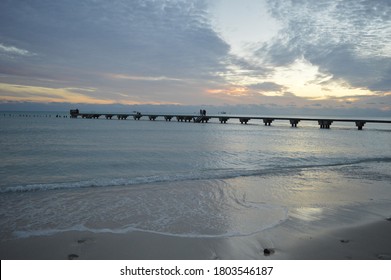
[69,109,391,130]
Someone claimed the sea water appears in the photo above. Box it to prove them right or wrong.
[0,112,390,241]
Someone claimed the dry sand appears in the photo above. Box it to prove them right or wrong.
[1,218,390,260]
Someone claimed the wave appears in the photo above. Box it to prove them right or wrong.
[13,214,288,239]
[2,156,390,194]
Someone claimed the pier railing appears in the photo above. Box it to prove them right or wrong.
[69,110,391,130]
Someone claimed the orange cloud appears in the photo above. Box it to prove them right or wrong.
[0,82,184,105]
[0,83,117,104]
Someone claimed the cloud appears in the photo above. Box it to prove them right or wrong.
[249,82,286,92]
[107,74,184,82]
[0,82,117,104]
[0,43,35,57]
[0,0,234,105]
[0,0,229,77]
[261,0,391,93]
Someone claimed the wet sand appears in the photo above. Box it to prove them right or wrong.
[277,219,391,260]
[1,218,390,260]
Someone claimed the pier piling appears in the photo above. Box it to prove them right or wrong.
[355,121,366,130]
[290,119,300,127]
[219,117,229,124]
[318,120,333,129]
[117,114,129,120]
[263,118,274,126]
[239,118,250,124]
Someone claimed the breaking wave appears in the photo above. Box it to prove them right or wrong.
[2,156,390,194]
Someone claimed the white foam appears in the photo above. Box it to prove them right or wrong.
[13,213,288,240]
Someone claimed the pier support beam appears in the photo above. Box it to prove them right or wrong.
[355,121,366,130]
[117,114,129,120]
[239,118,250,124]
[149,116,157,121]
[219,117,229,124]
[164,116,172,121]
[194,116,211,123]
[263,118,274,126]
[105,115,113,120]
[318,120,333,129]
[176,116,192,122]
[290,119,300,127]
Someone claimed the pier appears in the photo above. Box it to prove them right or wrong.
[69,109,391,130]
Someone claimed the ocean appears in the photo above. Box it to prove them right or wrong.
[1,111,391,245]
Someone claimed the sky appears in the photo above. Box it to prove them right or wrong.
[0,0,390,116]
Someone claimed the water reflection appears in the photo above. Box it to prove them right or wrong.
[290,207,324,222]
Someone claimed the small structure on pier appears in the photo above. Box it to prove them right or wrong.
[133,112,142,120]
[70,109,79,118]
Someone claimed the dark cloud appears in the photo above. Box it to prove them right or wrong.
[307,44,387,89]
[249,82,286,92]
[0,0,229,79]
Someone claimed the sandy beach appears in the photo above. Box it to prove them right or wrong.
[1,217,390,260]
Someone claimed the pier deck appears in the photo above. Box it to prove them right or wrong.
[69,110,391,130]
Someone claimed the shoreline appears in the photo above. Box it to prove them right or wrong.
[1,218,390,260]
